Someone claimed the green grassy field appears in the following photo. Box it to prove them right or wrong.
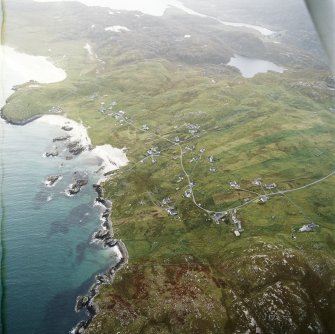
[3,1,335,333]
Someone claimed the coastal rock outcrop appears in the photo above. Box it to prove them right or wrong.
[45,150,59,157]
[61,124,73,131]
[53,135,70,142]
[45,175,62,187]
[71,185,128,334]
[67,141,85,156]
[66,172,88,195]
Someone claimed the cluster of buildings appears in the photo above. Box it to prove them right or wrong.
[161,197,178,216]
[189,155,200,163]
[212,211,227,224]
[230,209,244,237]
[146,146,161,157]
[111,110,125,121]
[211,209,243,237]
[98,101,118,115]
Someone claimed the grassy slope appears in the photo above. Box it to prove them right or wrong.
[3,1,335,333]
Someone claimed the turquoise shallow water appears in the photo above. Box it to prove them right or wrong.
[0,118,118,333]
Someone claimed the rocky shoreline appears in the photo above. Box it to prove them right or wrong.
[71,184,128,334]
[1,111,128,333]
[0,110,42,126]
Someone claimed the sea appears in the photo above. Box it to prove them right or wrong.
[0,47,119,333]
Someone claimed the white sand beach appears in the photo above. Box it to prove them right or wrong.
[36,115,92,148]
[111,244,123,261]
[0,45,66,107]
[92,144,128,175]
[36,115,128,180]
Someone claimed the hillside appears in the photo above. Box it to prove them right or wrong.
[2,0,335,333]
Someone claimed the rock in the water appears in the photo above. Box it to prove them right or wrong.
[96,274,110,284]
[67,141,85,155]
[53,135,70,142]
[72,320,87,334]
[94,229,109,240]
[45,150,59,157]
[45,175,62,187]
[75,295,90,312]
[66,172,89,195]
[61,125,73,131]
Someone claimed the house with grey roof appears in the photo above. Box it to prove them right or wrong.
[166,207,178,216]
[264,183,277,190]
[298,223,319,232]
[258,195,269,204]
[229,181,240,189]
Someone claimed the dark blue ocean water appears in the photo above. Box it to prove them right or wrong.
[0,119,118,333]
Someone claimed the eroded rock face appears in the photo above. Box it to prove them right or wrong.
[75,295,90,312]
[62,125,73,131]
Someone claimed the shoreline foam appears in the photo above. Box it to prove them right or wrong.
[36,115,92,148]
[91,144,128,181]
[71,184,129,334]
[34,115,129,333]
[36,115,128,178]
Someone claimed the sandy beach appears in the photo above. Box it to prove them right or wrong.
[36,114,128,179]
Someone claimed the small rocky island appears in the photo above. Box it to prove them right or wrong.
[66,171,89,196]
[53,135,70,142]
[44,175,62,187]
